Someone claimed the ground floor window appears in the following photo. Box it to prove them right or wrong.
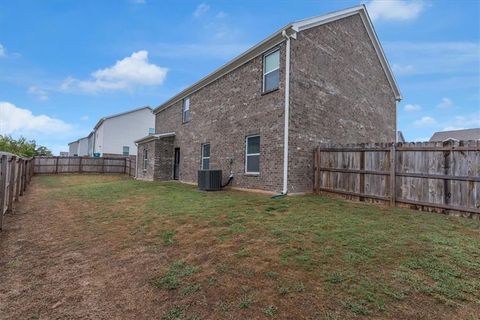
[245,135,260,174]
[201,143,210,169]
[123,146,130,156]
[143,149,148,172]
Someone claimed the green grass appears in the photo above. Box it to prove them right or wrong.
[150,261,200,290]
[37,175,480,318]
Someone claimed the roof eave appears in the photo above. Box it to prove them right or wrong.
[293,5,402,101]
[153,25,293,114]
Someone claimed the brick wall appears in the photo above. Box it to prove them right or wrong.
[136,141,156,181]
[288,14,397,193]
[155,43,287,192]
[153,14,397,193]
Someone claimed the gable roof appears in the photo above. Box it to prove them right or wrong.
[153,5,401,114]
[94,106,152,130]
[430,128,480,142]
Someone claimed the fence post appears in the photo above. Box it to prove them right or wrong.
[124,157,128,175]
[0,155,8,230]
[7,156,16,214]
[443,140,452,211]
[55,156,59,174]
[390,143,396,206]
[313,146,320,193]
[19,160,25,195]
[15,159,21,201]
[102,157,105,173]
[359,144,365,201]
[79,157,83,173]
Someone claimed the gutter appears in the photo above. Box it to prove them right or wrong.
[281,29,296,195]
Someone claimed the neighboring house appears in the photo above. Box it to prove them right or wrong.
[78,136,89,156]
[429,128,480,142]
[68,136,90,156]
[93,107,155,157]
[397,131,405,143]
[68,140,79,156]
[68,106,155,158]
[136,5,401,194]
[59,152,69,157]
[87,131,94,156]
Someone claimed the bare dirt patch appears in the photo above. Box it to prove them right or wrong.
[0,175,479,319]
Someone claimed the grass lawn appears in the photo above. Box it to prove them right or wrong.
[1,174,479,319]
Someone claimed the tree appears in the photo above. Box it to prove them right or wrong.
[0,135,52,157]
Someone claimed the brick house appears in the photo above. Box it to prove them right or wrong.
[135,5,402,194]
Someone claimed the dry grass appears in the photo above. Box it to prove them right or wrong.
[0,174,479,319]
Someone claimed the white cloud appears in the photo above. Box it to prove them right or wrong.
[80,115,89,121]
[216,11,227,19]
[392,63,415,75]
[0,101,72,135]
[61,51,167,93]
[436,97,453,109]
[385,42,479,78]
[366,0,424,21]
[442,126,464,131]
[28,86,49,101]
[413,116,436,127]
[403,103,421,112]
[194,3,210,17]
[0,43,5,57]
[443,113,480,129]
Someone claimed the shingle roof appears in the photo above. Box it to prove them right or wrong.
[153,5,401,114]
[429,128,480,142]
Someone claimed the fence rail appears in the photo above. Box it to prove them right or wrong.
[0,154,34,230]
[313,140,480,218]
[34,156,136,176]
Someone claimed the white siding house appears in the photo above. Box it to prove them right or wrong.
[93,107,155,157]
[77,137,89,156]
[68,141,79,156]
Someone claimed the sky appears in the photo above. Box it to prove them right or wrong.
[0,0,479,154]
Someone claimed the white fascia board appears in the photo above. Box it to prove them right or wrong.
[293,5,402,101]
[135,132,176,144]
[153,28,293,114]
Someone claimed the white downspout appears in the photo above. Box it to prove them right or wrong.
[282,30,291,195]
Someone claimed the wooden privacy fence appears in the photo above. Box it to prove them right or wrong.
[313,140,480,218]
[0,153,34,230]
[34,156,136,176]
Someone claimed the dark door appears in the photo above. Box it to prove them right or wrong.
[173,148,180,180]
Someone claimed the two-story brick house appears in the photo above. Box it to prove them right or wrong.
[135,5,401,194]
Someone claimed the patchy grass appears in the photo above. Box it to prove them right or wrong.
[1,174,479,319]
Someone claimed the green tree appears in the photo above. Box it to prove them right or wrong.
[0,135,52,157]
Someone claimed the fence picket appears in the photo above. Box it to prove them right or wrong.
[313,141,480,218]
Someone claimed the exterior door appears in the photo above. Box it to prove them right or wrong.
[173,148,180,180]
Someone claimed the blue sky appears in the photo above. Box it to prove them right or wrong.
[0,0,479,154]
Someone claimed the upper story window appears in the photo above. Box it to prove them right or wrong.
[182,97,190,123]
[143,149,148,171]
[123,146,130,156]
[201,143,210,170]
[148,128,155,135]
[263,49,280,93]
[245,135,260,174]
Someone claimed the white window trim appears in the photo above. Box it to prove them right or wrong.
[245,135,260,175]
[262,48,280,93]
[201,143,210,170]
[143,149,148,172]
[182,97,190,123]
